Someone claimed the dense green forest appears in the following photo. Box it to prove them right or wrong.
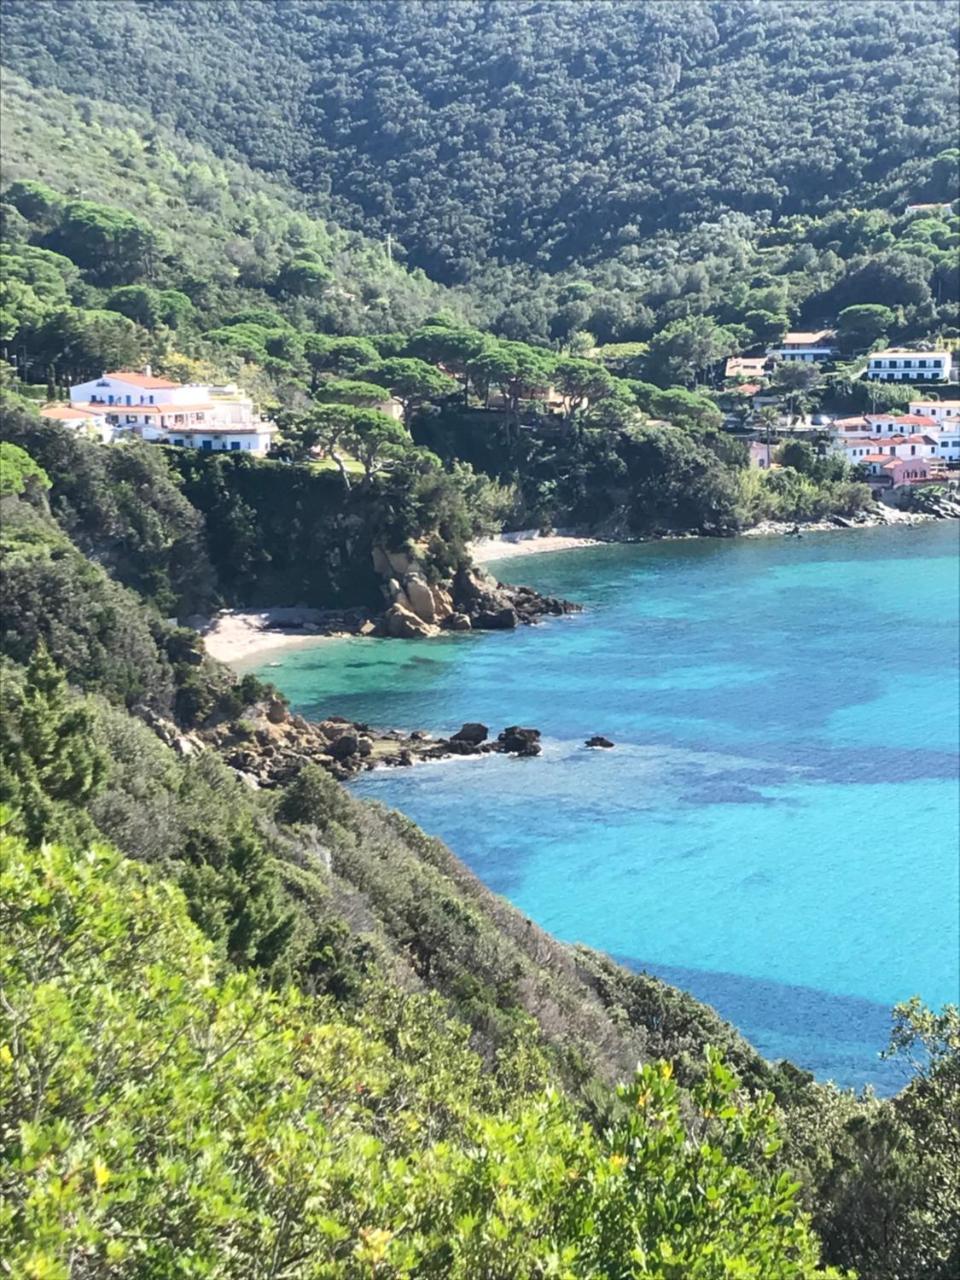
[3,0,958,282]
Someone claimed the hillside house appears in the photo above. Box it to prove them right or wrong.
[908,401,960,460]
[861,455,931,489]
[906,203,954,214]
[725,356,769,380]
[908,399,960,424]
[39,402,111,442]
[67,369,276,454]
[840,435,939,464]
[832,411,959,462]
[865,349,951,382]
[767,331,836,363]
[846,413,939,437]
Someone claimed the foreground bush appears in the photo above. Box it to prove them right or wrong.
[0,824,844,1278]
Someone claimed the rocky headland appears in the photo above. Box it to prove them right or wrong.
[137,700,549,787]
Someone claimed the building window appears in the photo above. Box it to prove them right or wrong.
[149,395,154,404]
[231,441,241,450]
[173,438,184,446]
[201,440,213,451]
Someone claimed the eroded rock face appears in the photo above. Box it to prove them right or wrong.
[380,602,441,639]
[402,572,439,623]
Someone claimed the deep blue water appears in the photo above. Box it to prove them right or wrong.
[251,524,960,1093]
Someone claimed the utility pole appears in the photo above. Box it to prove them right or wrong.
[385,233,393,266]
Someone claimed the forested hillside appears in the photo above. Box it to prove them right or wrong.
[1,432,958,1278]
[2,0,957,279]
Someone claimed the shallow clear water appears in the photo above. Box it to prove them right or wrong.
[251,524,960,1093]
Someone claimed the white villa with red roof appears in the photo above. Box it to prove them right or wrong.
[908,400,960,461]
[839,434,939,464]
[831,411,959,463]
[61,368,276,454]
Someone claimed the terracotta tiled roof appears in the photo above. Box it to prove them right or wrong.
[865,414,938,427]
[102,370,181,389]
[40,404,98,421]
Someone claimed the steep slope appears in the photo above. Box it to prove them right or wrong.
[0,70,456,334]
[2,0,957,279]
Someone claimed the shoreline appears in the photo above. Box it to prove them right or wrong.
[201,608,363,665]
[205,510,955,667]
[470,531,605,563]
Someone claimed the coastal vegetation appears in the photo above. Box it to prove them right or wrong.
[1,2,959,1274]
[1,408,958,1279]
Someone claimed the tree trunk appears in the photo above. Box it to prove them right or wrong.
[330,451,352,492]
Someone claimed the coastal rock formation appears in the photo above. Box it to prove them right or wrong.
[379,602,440,639]
[452,564,579,630]
[173,695,549,788]
[497,726,542,757]
[370,544,580,639]
[585,735,615,748]
[442,611,472,631]
[452,722,488,745]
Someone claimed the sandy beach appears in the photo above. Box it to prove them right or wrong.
[470,531,605,563]
[202,609,352,666]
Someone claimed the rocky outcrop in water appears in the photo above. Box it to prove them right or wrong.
[497,726,542,757]
[370,545,580,637]
[160,696,549,787]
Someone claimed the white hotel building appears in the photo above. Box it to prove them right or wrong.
[865,349,951,382]
[62,369,276,454]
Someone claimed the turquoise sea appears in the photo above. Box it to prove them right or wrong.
[251,523,960,1093]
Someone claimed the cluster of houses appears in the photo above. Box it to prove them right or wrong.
[40,369,278,455]
[748,402,960,492]
[727,331,956,382]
